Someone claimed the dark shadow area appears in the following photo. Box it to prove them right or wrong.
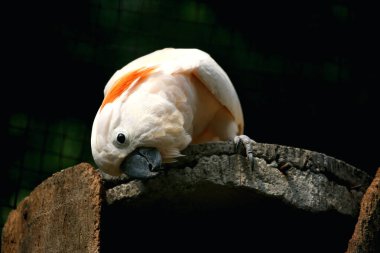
[101,183,356,252]
[204,0,378,176]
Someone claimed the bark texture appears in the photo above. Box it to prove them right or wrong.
[104,142,371,216]
[1,163,102,253]
[346,167,380,253]
[101,142,372,252]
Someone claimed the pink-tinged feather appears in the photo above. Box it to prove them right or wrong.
[100,67,156,110]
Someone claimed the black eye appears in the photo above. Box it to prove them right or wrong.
[116,133,126,144]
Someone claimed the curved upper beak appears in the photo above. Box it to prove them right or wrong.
[121,147,162,179]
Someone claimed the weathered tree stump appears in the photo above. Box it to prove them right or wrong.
[1,163,102,253]
[346,167,380,253]
[2,142,374,253]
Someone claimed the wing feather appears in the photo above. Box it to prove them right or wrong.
[104,48,244,133]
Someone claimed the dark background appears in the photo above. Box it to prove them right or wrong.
[1,0,378,231]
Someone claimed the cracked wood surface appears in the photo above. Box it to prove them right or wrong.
[1,163,102,253]
[103,141,372,217]
[346,167,380,253]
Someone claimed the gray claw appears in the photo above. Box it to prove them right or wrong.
[234,135,256,169]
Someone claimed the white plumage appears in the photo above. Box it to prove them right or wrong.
[91,48,244,176]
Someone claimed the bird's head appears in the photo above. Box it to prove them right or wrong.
[90,67,163,179]
[90,65,190,178]
[91,95,163,178]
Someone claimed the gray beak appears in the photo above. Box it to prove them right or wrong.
[121,147,162,179]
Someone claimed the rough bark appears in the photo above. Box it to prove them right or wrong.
[101,142,372,252]
[103,142,371,216]
[346,167,380,253]
[1,163,102,253]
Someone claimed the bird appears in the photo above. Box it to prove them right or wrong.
[91,48,255,178]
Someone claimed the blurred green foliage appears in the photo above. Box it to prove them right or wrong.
[1,114,93,229]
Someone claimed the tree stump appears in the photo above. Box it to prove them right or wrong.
[346,167,380,253]
[1,163,102,253]
[2,142,374,253]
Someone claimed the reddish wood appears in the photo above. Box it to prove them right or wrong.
[346,167,380,253]
[1,163,102,253]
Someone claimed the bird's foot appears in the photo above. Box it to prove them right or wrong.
[234,135,256,169]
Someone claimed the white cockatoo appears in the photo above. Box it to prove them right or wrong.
[91,48,254,178]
